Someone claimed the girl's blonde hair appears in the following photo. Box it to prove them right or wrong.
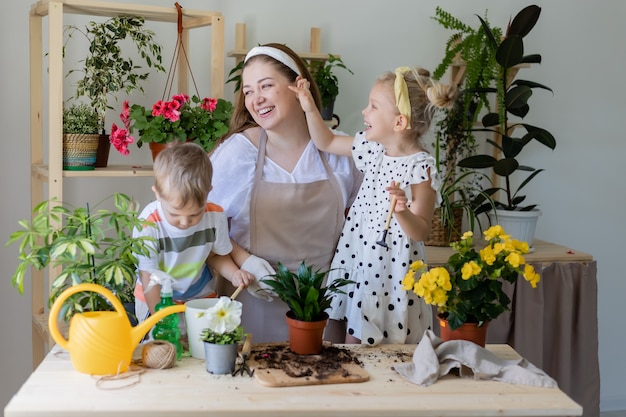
[153,142,213,209]
[379,67,457,140]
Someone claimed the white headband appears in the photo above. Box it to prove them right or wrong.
[244,46,301,76]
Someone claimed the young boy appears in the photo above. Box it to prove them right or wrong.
[134,142,258,323]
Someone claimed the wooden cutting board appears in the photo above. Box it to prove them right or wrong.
[248,343,370,387]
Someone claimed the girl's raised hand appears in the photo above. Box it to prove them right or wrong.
[289,76,317,113]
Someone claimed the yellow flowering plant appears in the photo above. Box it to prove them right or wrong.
[403,225,540,330]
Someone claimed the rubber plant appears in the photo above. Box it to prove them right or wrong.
[457,5,556,212]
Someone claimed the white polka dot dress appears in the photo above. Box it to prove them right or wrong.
[327,132,441,345]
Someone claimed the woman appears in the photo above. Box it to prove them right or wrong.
[209,43,361,343]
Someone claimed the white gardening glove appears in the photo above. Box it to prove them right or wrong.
[240,255,277,302]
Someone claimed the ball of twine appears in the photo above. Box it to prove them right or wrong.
[142,340,177,369]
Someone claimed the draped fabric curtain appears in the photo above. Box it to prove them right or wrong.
[433,260,599,417]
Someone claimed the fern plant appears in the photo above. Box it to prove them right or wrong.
[431,6,503,122]
[429,7,502,237]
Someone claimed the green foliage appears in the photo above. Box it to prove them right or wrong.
[432,6,503,121]
[65,16,165,130]
[430,7,504,231]
[404,226,540,330]
[307,54,354,108]
[200,326,244,345]
[127,95,233,152]
[226,60,244,93]
[6,193,156,321]
[457,5,556,211]
[261,261,354,322]
[63,103,100,134]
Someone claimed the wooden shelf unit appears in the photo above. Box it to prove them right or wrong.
[28,0,225,368]
[227,23,337,64]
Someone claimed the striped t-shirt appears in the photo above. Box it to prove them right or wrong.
[133,200,232,300]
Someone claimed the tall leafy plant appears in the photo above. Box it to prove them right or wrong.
[458,5,556,211]
[429,7,502,237]
[65,16,165,132]
[6,193,156,321]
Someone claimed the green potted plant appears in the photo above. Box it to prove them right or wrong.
[403,225,540,344]
[427,6,503,245]
[260,261,353,354]
[6,193,156,323]
[307,54,354,120]
[110,93,233,157]
[456,5,556,244]
[62,103,101,171]
[64,15,165,166]
[198,296,245,374]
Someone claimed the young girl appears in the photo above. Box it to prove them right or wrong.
[291,66,456,345]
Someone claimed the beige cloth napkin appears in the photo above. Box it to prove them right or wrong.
[393,330,558,388]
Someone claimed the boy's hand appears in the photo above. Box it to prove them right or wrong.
[230,269,255,288]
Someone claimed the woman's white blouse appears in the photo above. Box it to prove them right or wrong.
[209,132,361,249]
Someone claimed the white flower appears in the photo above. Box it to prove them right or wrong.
[205,296,242,334]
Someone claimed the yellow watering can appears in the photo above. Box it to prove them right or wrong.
[48,283,186,375]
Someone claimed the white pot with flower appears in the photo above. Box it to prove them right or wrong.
[197,296,245,374]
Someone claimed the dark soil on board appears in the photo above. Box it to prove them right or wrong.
[251,344,365,380]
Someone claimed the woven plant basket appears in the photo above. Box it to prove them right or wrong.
[63,133,100,171]
[425,207,463,246]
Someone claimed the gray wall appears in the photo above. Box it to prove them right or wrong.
[2,0,623,411]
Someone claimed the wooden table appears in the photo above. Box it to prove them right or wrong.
[5,343,581,417]
[426,240,599,417]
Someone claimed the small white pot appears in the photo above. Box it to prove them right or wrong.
[184,298,219,359]
[487,209,541,247]
[204,342,238,374]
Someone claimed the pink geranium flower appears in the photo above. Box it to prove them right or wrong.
[109,123,134,156]
[201,97,218,112]
[110,93,233,155]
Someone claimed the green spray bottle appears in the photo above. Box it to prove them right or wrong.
[147,270,183,360]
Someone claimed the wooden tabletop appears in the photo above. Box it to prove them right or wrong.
[426,239,593,266]
[5,343,582,417]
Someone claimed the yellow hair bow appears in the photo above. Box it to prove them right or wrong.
[394,66,412,129]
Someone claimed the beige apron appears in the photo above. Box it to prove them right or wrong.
[225,130,345,343]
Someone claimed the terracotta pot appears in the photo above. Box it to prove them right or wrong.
[285,311,328,355]
[149,140,193,161]
[438,315,489,347]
